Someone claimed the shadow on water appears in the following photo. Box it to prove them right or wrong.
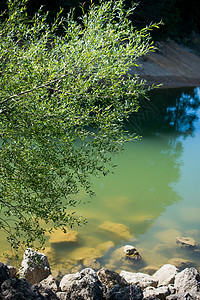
[126,87,200,137]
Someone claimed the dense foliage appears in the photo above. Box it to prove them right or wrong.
[0,0,159,250]
[1,0,199,38]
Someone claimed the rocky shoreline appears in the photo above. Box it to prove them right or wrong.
[1,246,200,300]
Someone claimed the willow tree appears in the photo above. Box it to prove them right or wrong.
[0,0,159,249]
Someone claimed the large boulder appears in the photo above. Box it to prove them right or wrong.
[59,268,104,299]
[19,248,51,284]
[152,264,178,287]
[174,267,200,294]
[120,270,158,289]
[105,284,143,300]
[176,237,196,249]
[97,268,128,290]
[0,278,43,300]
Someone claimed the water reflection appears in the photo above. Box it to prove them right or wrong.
[1,88,200,272]
[50,87,200,272]
[127,87,200,137]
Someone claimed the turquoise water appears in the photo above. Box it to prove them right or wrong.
[1,87,200,273]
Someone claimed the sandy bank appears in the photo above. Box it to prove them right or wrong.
[129,39,200,88]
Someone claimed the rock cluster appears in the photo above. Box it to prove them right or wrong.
[1,248,200,299]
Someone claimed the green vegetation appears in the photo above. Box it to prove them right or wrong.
[0,0,159,250]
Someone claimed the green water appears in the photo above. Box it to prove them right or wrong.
[1,87,200,274]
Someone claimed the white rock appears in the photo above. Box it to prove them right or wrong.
[152,264,178,286]
[120,270,158,289]
[59,268,104,299]
[174,267,200,294]
[40,274,59,292]
[124,245,137,256]
[143,285,171,299]
[19,248,51,284]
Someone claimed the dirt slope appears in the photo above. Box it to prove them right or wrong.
[129,39,200,88]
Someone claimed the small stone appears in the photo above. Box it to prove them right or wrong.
[176,237,196,248]
[152,264,178,287]
[124,245,141,260]
[56,292,68,300]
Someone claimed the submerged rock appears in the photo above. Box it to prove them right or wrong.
[140,266,159,276]
[97,241,114,253]
[176,237,196,248]
[167,258,193,270]
[70,247,102,262]
[49,229,78,244]
[19,248,51,284]
[83,258,101,270]
[98,221,132,240]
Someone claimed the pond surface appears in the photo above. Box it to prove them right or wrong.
[2,87,200,274]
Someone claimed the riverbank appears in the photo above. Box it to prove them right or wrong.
[129,39,200,88]
[1,248,200,299]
